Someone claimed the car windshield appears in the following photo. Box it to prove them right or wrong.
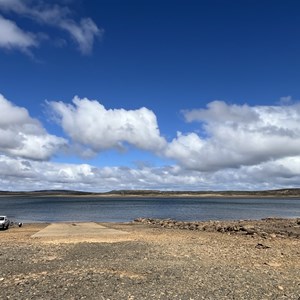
[0,217,4,220]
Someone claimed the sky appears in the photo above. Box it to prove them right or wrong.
[1,0,300,191]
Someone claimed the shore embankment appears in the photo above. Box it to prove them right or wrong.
[2,188,300,198]
[0,218,299,299]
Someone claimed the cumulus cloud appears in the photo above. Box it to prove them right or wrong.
[0,155,230,191]
[0,94,66,160]
[166,101,300,171]
[184,101,259,124]
[0,155,197,191]
[1,153,300,192]
[0,0,103,54]
[0,15,38,52]
[48,96,167,153]
[2,95,300,191]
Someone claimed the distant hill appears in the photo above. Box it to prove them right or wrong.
[0,188,300,198]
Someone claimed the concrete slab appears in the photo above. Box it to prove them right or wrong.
[31,222,129,238]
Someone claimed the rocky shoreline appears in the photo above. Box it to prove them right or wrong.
[134,217,300,239]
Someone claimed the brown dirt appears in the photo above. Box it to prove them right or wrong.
[0,220,299,299]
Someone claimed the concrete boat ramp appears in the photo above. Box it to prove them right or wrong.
[32,222,130,242]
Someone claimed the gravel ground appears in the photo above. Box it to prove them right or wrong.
[0,220,299,300]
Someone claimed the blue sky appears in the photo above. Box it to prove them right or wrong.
[1,0,300,191]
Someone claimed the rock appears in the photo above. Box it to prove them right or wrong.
[265,262,281,267]
[240,225,257,235]
[241,225,255,231]
[260,232,269,239]
[255,243,271,249]
[188,224,197,230]
[216,227,225,233]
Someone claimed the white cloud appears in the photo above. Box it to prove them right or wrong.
[0,155,230,191]
[1,154,300,192]
[0,0,25,11]
[0,155,198,191]
[184,100,259,124]
[48,96,167,153]
[2,95,300,191]
[279,96,293,105]
[0,94,67,160]
[0,15,38,52]
[166,101,300,171]
[59,18,102,55]
[0,0,102,54]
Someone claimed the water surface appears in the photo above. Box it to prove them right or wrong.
[0,196,299,223]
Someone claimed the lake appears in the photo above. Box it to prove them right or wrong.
[1,196,300,223]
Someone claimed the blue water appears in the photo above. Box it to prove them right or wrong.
[0,196,299,223]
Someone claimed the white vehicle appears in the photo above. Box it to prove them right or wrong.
[0,216,10,229]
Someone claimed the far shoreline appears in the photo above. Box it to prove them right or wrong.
[1,188,300,198]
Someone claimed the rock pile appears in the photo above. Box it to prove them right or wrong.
[134,217,300,239]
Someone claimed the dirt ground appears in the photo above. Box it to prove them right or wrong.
[0,219,299,300]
